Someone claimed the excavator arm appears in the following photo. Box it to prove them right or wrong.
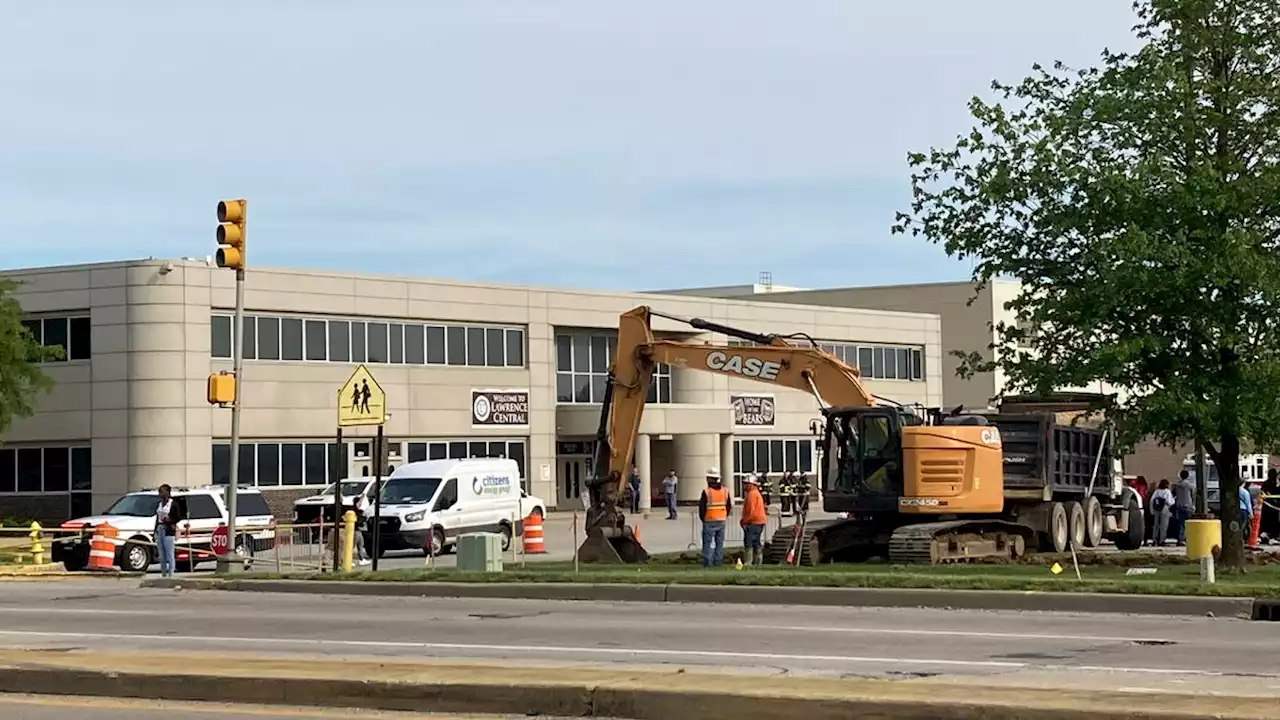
[577,305,877,563]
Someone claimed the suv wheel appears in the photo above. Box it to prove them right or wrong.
[121,540,151,573]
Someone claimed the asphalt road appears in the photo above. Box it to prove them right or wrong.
[0,694,580,719]
[1,579,1279,696]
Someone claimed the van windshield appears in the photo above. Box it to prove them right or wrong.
[380,477,442,504]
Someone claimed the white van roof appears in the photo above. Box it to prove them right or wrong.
[389,458,520,480]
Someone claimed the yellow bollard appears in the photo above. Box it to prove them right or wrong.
[28,522,44,565]
[341,511,356,573]
[1185,518,1222,560]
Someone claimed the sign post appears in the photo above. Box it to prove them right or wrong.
[337,365,387,573]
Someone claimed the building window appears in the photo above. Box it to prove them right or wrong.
[211,313,526,368]
[212,439,526,488]
[0,445,93,515]
[732,438,816,497]
[555,332,673,404]
[405,439,528,488]
[728,338,924,381]
[213,442,335,488]
[21,315,92,362]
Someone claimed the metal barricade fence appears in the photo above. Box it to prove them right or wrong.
[689,505,785,551]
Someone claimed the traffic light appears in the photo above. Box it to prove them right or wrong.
[207,371,236,406]
[215,199,247,270]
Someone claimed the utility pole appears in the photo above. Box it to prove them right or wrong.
[211,199,247,575]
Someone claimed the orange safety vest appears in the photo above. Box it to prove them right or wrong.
[703,487,729,522]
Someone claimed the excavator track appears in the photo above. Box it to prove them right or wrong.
[763,519,841,566]
[888,520,1032,564]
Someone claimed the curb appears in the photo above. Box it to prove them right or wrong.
[0,661,1271,720]
[141,577,1256,618]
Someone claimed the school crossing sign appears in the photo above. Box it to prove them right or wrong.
[337,365,386,428]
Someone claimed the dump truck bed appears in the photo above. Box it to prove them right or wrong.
[981,413,1113,497]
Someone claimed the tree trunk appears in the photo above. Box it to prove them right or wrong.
[1213,433,1245,572]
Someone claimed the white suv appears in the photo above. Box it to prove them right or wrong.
[53,486,277,573]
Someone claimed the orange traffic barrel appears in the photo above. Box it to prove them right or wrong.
[522,513,545,554]
[88,524,118,571]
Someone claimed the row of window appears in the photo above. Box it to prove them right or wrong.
[211,314,526,368]
[21,316,92,362]
[728,339,924,381]
[0,446,92,494]
[211,438,528,487]
[731,437,817,496]
[555,333,673,404]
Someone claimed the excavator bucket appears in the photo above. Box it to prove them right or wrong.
[577,524,649,564]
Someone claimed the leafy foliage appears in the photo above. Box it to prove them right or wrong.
[0,278,60,436]
[893,0,1280,567]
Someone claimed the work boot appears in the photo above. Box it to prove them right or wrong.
[742,548,754,566]
[754,548,764,565]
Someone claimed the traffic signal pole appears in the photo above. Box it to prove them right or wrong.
[222,266,245,571]
[213,199,248,576]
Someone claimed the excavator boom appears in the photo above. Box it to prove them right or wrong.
[577,305,876,563]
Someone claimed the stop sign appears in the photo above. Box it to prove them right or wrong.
[211,525,229,555]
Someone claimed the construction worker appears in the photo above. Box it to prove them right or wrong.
[698,466,731,567]
[779,471,795,516]
[759,472,773,507]
[740,473,767,565]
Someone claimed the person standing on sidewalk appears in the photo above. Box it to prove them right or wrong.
[1239,482,1254,544]
[154,484,183,578]
[628,466,642,515]
[662,469,679,520]
[740,474,768,565]
[352,494,372,566]
[698,467,731,567]
[1172,469,1195,546]
[1150,479,1175,547]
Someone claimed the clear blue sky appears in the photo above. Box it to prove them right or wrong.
[0,1,1137,291]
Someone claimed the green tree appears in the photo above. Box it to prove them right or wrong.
[0,279,61,436]
[893,0,1280,570]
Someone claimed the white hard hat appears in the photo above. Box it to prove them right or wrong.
[743,474,759,485]
[706,466,721,479]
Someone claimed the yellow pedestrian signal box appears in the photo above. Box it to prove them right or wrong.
[207,372,236,405]
[216,199,247,270]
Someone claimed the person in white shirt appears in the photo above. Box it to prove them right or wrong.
[1150,478,1176,547]
[154,484,180,577]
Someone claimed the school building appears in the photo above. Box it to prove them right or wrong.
[0,259,943,521]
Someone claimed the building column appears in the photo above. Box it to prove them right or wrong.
[720,433,735,498]
[674,434,718,502]
[636,433,652,511]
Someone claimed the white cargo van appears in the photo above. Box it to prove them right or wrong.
[374,458,538,556]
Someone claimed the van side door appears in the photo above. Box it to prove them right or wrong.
[433,478,460,540]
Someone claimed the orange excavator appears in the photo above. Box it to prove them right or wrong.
[576,305,1034,565]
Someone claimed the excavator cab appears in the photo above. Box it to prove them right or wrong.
[820,406,922,515]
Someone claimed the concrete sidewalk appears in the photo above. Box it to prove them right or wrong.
[144,576,1259,618]
[0,648,1273,720]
